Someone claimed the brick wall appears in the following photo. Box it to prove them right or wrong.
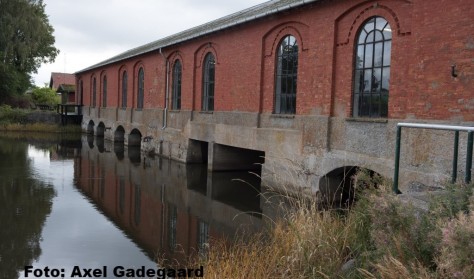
[76,0,474,121]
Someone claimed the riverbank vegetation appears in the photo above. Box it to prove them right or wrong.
[0,105,80,133]
[194,170,474,278]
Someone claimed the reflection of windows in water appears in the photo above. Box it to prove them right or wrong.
[90,162,95,191]
[100,172,105,199]
[353,16,391,118]
[168,205,177,250]
[134,184,141,226]
[198,220,209,254]
[119,177,125,215]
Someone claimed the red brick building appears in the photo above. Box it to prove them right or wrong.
[50,72,76,104]
[76,0,474,195]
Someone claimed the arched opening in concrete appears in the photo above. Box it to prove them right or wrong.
[114,126,125,142]
[96,122,105,137]
[318,166,360,208]
[87,120,95,135]
[128,128,142,147]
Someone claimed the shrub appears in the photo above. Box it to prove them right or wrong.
[0,104,29,124]
[31,87,60,107]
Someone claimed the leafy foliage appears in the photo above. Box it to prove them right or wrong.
[31,86,60,106]
[0,0,59,102]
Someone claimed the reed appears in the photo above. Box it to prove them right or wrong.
[189,169,474,279]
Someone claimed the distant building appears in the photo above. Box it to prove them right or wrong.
[50,72,76,104]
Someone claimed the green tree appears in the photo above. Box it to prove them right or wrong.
[31,86,60,106]
[0,0,59,103]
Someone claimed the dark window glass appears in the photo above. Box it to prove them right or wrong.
[80,80,83,105]
[102,76,107,107]
[275,35,298,114]
[137,67,144,109]
[353,17,392,118]
[172,60,182,110]
[202,53,215,111]
[122,71,128,108]
[92,78,97,107]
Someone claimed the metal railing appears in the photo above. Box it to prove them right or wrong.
[57,104,82,116]
[393,123,474,194]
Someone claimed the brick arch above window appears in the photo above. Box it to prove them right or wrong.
[194,42,219,69]
[263,22,308,58]
[335,1,412,47]
[168,51,185,70]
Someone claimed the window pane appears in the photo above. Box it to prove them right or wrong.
[376,18,388,31]
[375,30,383,42]
[356,46,364,69]
[364,69,372,93]
[374,42,383,67]
[275,35,298,114]
[354,70,363,93]
[372,68,382,93]
[383,42,391,66]
[353,16,391,118]
[364,44,373,68]
[365,31,375,43]
[122,72,127,108]
[382,67,390,92]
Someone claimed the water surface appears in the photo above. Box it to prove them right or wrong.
[0,134,279,278]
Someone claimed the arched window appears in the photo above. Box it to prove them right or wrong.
[102,76,107,107]
[275,35,298,114]
[137,67,144,109]
[353,17,392,118]
[202,53,215,111]
[92,77,97,107]
[80,80,83,105]
[172,60,182,110]
[122,71,127,108]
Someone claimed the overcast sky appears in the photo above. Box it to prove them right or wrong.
[33,0,268,86]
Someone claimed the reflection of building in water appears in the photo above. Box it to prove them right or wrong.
[74,136,271,264]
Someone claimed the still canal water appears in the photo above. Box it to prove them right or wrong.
[0,133,282,278]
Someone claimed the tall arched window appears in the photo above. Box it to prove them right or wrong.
[172,60,182,110]
[122,71,127,108]
[275,35,298,114]
[102,76,107,107]
[137,67,144,109]
[353,17,392,118]
[202,53,215,111]
[92,77,97,107]
[80,80,83,105]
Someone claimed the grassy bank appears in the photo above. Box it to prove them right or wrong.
[192,171,474,278]
[0,122,82,133]
[0,105,81,133]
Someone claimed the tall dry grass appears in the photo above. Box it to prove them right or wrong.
[188,169,474,279]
